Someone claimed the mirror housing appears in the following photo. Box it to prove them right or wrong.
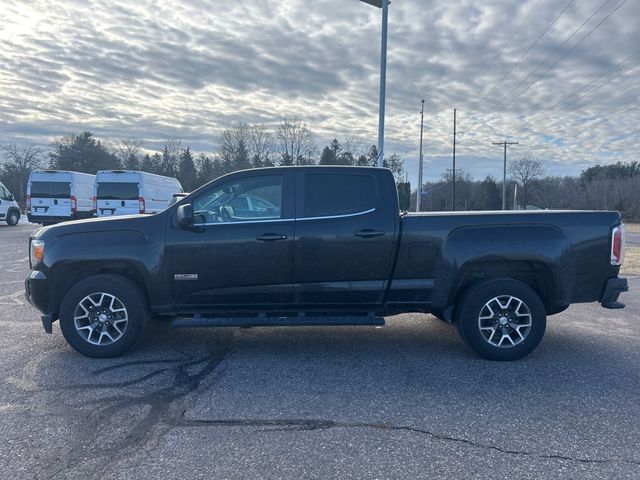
[7,194,14,201]
[176,204,194,228]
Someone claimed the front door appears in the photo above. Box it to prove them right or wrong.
[166,171,296,312]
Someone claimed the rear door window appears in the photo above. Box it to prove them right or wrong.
[97,182,139,200]
[30,181,71,198]
[302,173,377,218]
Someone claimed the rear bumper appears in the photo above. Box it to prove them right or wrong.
[600,277,628,309]
[25,270,56,332]
[27,214,70,224]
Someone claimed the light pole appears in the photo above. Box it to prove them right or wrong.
[416,99,425,212]
[359,0,389,168]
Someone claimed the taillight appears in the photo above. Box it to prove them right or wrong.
[611,223,626,266]
[139,197,145,214]
[70,195,77,213]
[26,195,31,212]
[92,195,96,211]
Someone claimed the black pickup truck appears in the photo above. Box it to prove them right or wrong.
[25,166,628,360]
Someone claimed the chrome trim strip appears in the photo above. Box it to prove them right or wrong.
[297,208,376,222]
[192,208,375,227]
[193,218,292,227]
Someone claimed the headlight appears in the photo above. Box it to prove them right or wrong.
[30,240,45,268]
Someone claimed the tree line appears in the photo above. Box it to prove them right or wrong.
[0,119,405,199]
[2,125,639,220]
[418,158,640,221]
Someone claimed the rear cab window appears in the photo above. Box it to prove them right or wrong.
[301,173,377,218]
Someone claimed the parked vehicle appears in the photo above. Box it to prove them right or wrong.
[94,170,183,217]
[25,166,628,360]
[27,170,95,225]
[0,180,20,226]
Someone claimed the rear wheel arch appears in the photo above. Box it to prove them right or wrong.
[448,260,560,316]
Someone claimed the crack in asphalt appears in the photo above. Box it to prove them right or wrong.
[169,417,640,467]
[37,336,236,480]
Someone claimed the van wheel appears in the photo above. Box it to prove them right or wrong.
[456,278,546,361]
[59,274,149,358]
[6,210,19,226]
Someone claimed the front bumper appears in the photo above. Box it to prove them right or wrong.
[600,277,628,309]
[25,270,56,332]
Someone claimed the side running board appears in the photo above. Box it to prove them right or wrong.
[170,312,385,328]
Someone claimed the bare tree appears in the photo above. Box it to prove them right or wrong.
[247,124,275,168]
[117,138,143,170]
[508,154,544,209]
[0,143,45,203]
[276,119,317,166]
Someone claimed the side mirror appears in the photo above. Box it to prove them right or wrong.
[176,204,194,228]
[7,194,14,201]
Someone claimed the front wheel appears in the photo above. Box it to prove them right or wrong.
[59,274,149,357]
[6,210,19,226]
[456,278,546,361]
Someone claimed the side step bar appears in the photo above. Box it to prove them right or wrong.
[171,312,385,328]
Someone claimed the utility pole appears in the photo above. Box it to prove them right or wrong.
[452,108,457,211]
[416,99,425,212]
[492,140,519,210]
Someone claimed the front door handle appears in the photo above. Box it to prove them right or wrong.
[256,233,288,242]
[354,229,385,238]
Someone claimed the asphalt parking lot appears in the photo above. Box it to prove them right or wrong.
[1,223,639,479]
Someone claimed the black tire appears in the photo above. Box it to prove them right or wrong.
[6,209,19,226]
[456,278,546,361]
[59,274,149,358]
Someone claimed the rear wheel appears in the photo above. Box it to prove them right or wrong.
[456,278,546,361]
[59,274,149,357]
[6,210,19,226]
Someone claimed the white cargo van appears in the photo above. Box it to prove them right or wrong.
[0,180,21,226]
[94,170,183,216]
[27,170,96,225]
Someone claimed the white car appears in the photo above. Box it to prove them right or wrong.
[94,170,183,217]
[27,170,96,225]
[0,180,20,226]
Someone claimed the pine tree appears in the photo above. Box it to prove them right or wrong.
[177,147,198,191]
[49,132,119,173]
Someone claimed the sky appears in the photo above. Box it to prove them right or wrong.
[0,0,639,184]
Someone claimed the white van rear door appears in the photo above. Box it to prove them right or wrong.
[96,181,139,216]
[29,181,72,218]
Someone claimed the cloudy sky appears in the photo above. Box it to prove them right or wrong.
[1,0,638,183]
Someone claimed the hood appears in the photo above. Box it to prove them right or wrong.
[31,212,164,240]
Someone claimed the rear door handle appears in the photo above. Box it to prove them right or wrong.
[354,229,385,238]
[256,233,288,242]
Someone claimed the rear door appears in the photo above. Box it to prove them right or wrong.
[294,170,398,307]
[30,181,72,219]
[96,181,140,216]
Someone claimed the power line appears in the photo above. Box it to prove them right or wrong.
[464,0,630,140]
[527,53,640,127]
[497,0,630,116]
[492,0,615,115]
[464,0,543,115]
[460,0,576,137]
